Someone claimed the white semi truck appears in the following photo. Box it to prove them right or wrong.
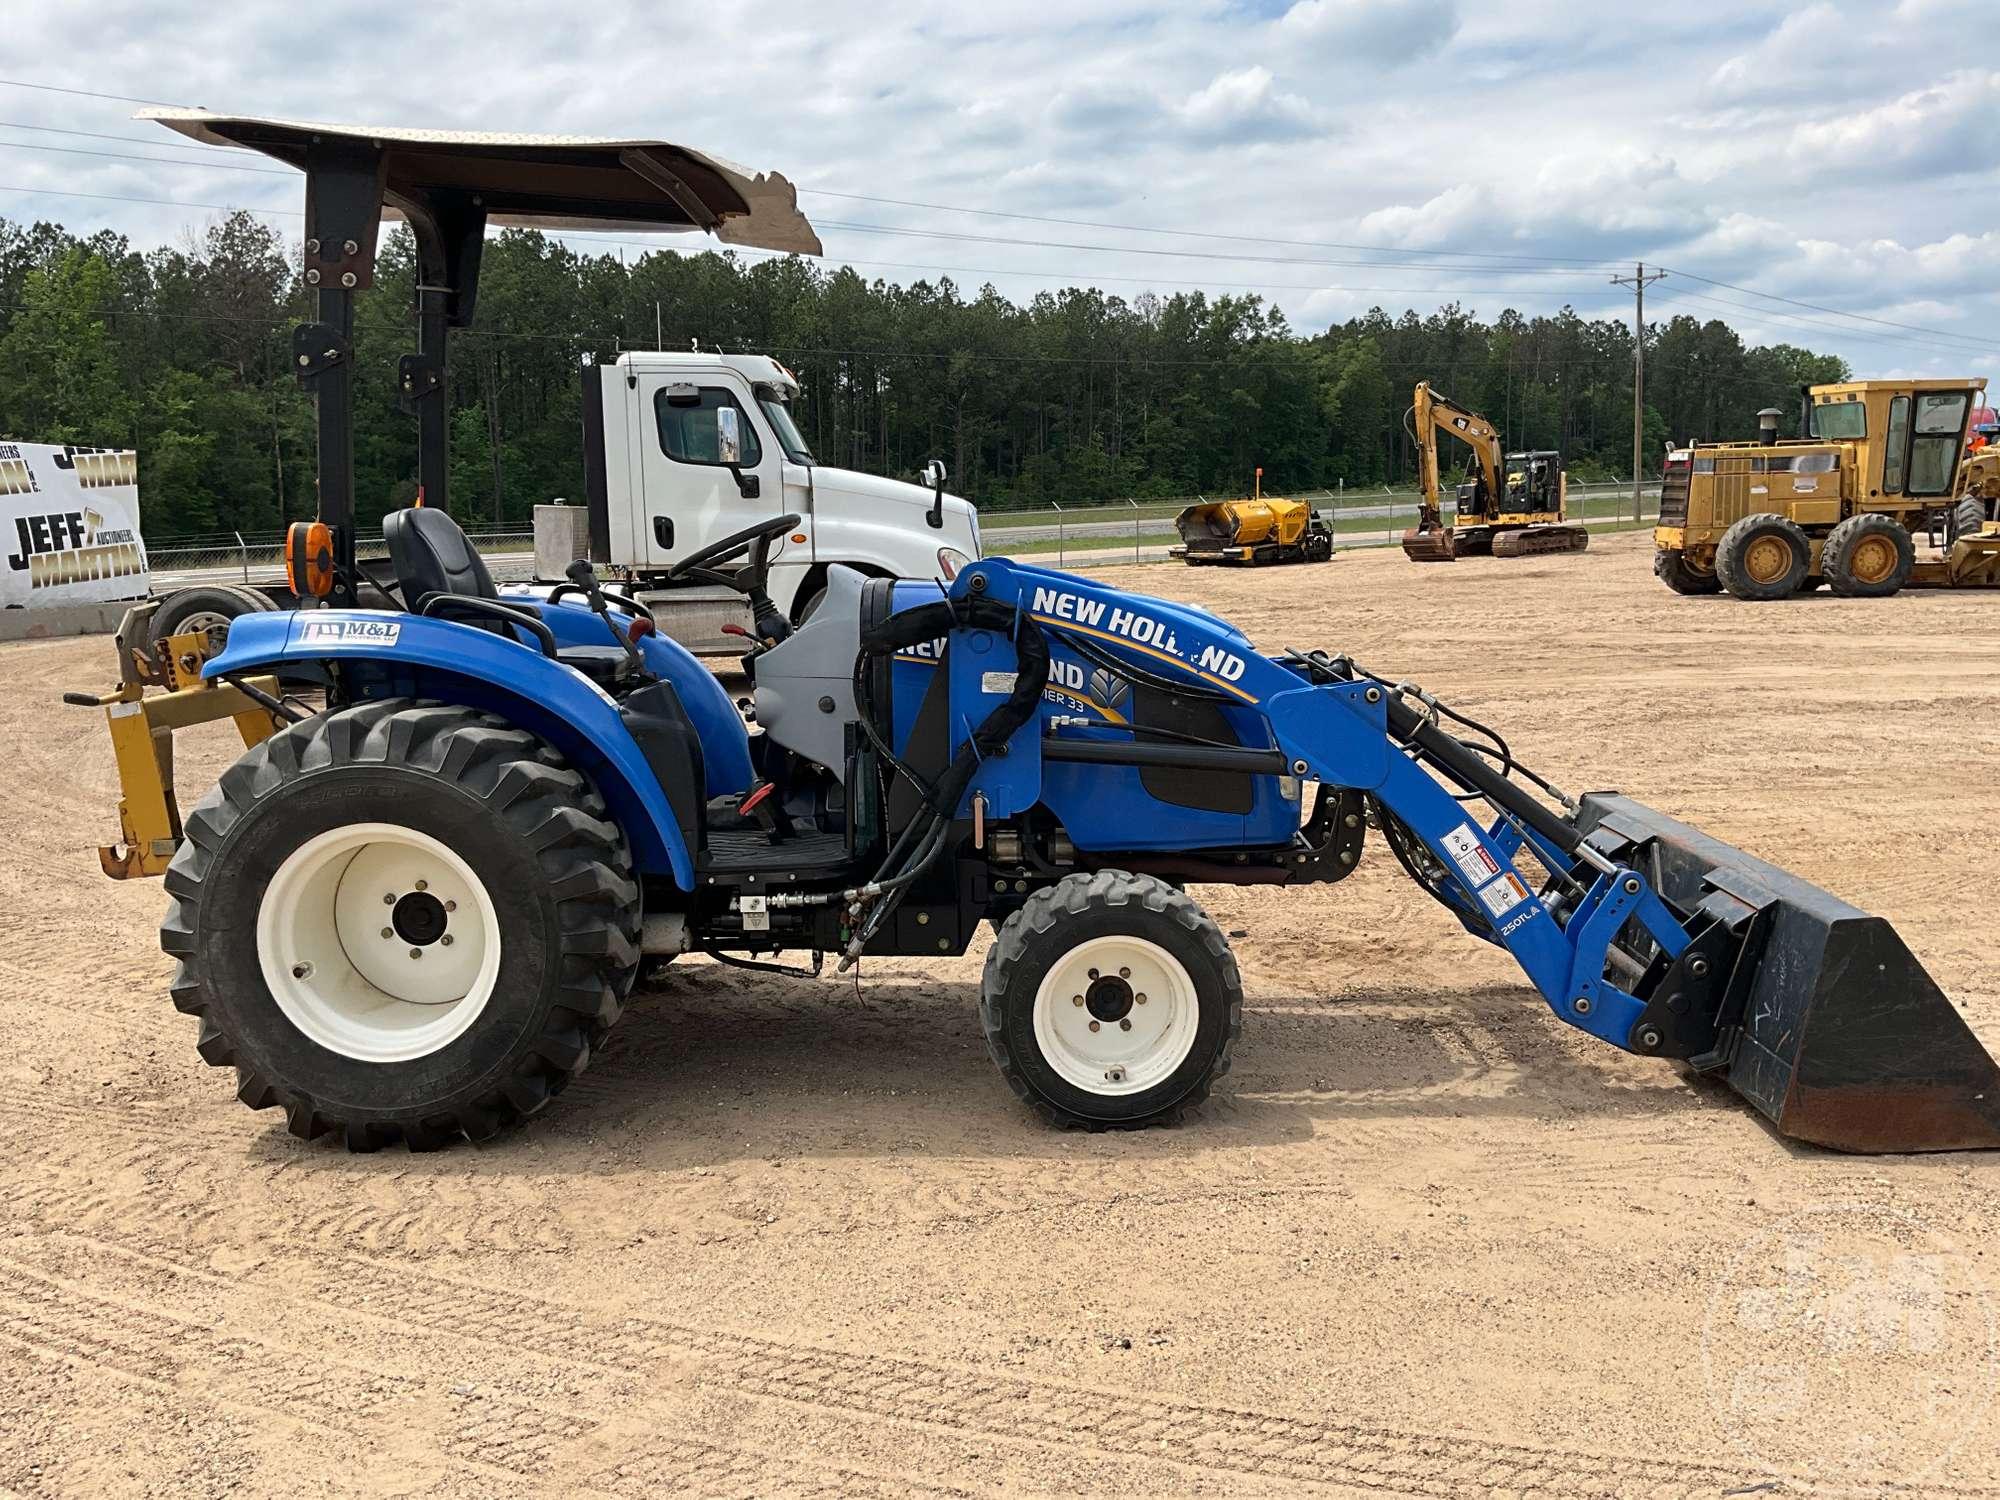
[135,348,981,653]
[565,349,981,640]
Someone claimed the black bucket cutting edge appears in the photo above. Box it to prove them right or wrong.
[1575,794,2000,1153]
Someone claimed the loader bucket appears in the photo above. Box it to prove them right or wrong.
[1576,794,2000,1153]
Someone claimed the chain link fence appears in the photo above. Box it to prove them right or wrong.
[146,527,535,589]
[979,482,1662,569]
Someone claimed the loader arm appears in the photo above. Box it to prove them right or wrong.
[947,558,2000,1153]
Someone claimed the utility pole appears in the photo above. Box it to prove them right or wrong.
[1611,262,1667,521]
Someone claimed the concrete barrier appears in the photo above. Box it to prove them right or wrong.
[0,602,130,641]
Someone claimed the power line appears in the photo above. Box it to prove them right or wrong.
[0,182,297,216]
[1659,265,1990,351]
[799,188,1619,269]
[0,139,292,175]
[0,120,252,154]
[1654,287,1996,360]
[814,219,1608,277]
[0,77,190,108]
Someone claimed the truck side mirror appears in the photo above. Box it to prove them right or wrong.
[921,458,947,530]
[715,406,760,499]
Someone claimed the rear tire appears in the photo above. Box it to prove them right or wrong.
[1822,514,1914,597]
[1653,549,1720,595]
[980,871,1241,1130]
[149,584,272,654]
[160,699,641,1150]
[1715,513,1810,600]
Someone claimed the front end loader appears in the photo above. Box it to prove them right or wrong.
[69,110,2000,1156]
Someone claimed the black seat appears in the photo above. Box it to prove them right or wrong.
[383,506,497,609]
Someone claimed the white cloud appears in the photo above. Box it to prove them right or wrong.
[1175,66,1328,144]
[0,0,1991,374]
[1274,0,1460,62]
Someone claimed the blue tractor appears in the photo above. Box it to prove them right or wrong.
[78,113,2000,1154]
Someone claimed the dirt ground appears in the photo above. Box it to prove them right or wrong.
[3,529,1998,1498]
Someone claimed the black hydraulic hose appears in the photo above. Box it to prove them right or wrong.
[1384,694,1584,857]
[844,598,1052,960]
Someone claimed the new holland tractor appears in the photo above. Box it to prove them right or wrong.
[69,114,2000,1155]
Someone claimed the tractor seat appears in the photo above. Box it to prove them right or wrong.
[383,506,498,613]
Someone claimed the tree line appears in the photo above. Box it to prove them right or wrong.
[0,212,1851,540]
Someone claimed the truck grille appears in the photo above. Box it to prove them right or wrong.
[1659,468,1689,527]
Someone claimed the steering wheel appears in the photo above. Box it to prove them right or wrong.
[666,513,802,587]
[666,513,802,644]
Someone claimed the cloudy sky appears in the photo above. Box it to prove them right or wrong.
[2,0,1995,377]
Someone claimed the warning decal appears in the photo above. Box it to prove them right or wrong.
[1477,872,1531,919]
[1441,822,1502,888]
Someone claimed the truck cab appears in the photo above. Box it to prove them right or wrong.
[579,351,981,631]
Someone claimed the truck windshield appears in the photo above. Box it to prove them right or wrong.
[758,394,815,463]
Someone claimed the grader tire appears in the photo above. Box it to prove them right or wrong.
[160,699,642,1151]
[980,870,1241,1131]
[1653,549,1721,596]
[1952,496,1987,542]
[1715,514,1810,601]
[1823,514,1915,598]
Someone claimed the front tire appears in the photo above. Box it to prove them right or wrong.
[1653,548,1720,595]
[1715,513,1810,600]
[980,871,1241,1129]
[161,700,641,1150]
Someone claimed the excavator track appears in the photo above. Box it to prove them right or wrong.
[1491,524,1590,559]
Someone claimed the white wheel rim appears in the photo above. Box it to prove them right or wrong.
[1031,935,1200,1097]
[256,822,503,1063]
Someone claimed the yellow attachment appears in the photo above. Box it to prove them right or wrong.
[1174,495,1313,551]
[71,605,282,879]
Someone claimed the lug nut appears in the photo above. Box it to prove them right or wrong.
[1135,993,1147,1004]
[1118,967,1131,979]
[383,892,396,905]
[1088,1020,1100,1032]
[1088,968,1099,980]
[1119,1018,1132,1031]
[444,900,457,912]
[1072,995,1084,1007]
[380,927,392,939]
[441,934,454,947]
[409,948,422,960]
[415,879,428,892]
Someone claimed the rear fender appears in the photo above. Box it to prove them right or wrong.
[204,610,697,886]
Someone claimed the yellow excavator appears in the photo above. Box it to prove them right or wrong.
[1401,381,1589,563]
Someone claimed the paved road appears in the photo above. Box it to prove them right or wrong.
[986,489,1659,546]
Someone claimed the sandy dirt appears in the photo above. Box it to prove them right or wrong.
[2,529,1998,1497]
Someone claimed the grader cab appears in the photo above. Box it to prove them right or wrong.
[1655,379,2000,599]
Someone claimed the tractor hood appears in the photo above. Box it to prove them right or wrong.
[800,466,981,551]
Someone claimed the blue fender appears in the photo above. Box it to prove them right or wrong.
[502,590,753,797]
[205,609,702,886]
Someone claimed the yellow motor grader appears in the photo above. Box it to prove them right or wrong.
[1654,379,2000,599]
[1401,381,1588,562]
